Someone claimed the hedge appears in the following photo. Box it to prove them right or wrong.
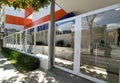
[1,47,40,73]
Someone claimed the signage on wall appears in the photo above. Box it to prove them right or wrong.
[37,23,49,32]
[4,28,18,33]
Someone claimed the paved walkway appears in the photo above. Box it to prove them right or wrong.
[0,54,94,83]
[0,54,25,83]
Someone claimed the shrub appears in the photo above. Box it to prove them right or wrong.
[17,54,40,71]
[56,40,64,47]
[36,41,44,45]
[1,47,40,73]
[99,40,105,47]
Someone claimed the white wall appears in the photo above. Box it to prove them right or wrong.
[32,4,61,22]
[5,24,24,30]
[4,6,25,17]
[2,6,25,31]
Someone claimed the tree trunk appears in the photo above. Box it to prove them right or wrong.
[86,14,97,55]
[89,24,94,55]
[49,0,55,69]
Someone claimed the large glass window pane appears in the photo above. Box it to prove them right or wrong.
[21,31,26,52]
[55,20,75,70]
[9,36,11,48]
[11,35,14,48]
[27,28,34,54]
[5,37,8,47]
[13,34,16,49]
[7,36,10,47]
[80,9,119,83]
[10,35,12,48]
[4,37,6,47]
[35,23,49,56]
[16,33,20,50]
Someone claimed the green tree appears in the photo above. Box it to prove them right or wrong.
[0,0,50,11]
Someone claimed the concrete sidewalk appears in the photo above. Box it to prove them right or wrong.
[0,54,25,83]
[0,54,94,83]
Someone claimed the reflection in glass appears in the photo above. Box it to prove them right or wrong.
[35,23,49,55]
[13,34,16,49]
[7,36,9,47]
[6,36,9,47]
[21,31,26,52]
[5,37,8,47]
[27,28,34,54]
[80,9,119,82]
[11,35,14,48]
[16,33,20,50]
[4,37,6,47]
[55,20,75,70]
[9,35,12,48]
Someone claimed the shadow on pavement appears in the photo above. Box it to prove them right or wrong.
[22,68,94,83]
[0,54,94,83]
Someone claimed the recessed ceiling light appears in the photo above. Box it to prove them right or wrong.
[115,8,120,11]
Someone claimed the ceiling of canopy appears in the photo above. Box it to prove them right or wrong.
[56,0,120,15]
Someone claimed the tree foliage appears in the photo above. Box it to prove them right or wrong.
[0,0,51,11]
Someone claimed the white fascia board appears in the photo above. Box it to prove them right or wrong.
[4,6,25,18]
[32,4,61,22]
[5,23,24,30]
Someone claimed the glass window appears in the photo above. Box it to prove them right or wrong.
[8,35,11,48]
[10,35,12,48]
[13,34,16,49]
[27,28,34,54]
[16,33,20,50]
[80,9,119,82]
[21,31,26,52]
[55,20,75,70]
[11,35,14,48]
[35,23,49,55]
[7,36,9,47]
[6,37,8,47]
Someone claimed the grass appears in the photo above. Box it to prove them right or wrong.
[1,47,40,73]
